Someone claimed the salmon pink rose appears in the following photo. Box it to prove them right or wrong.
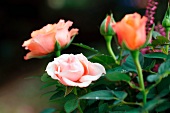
[112,13,147,50]
[45,54,106,88]
[22,19,78,60]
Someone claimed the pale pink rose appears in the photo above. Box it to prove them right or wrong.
[45,54,106,88]
[22,19,78,60]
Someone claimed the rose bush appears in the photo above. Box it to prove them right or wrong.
[22,19,78,60]
[45,53,106,88]
[23,1,170,112]
[112,12,147,50]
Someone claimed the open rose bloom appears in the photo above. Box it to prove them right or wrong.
[22,20,78,60]
[45,54,106,88]
[112,13,147,50]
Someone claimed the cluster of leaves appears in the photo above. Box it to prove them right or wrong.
[40,33,170,113]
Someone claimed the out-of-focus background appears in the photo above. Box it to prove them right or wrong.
[0,0,168,113]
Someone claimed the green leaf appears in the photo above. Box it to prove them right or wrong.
[143,59,156,71]
[113,100,121,105]
[88,54,117,69]
[157,76,170,92]
[50,93,76,106]
[158,59,170,75]
[147,74,159,82]
[79,90,114,100]
[136,88,156,99]
[106,71,131,82]
[72,43,98,53]
[156,102,170,112]
[142,98,166,112]
[64,86,74,97]
[144,52,167,59]
[112,91,127,100]
[40,108,56,113]
[111,91,127,105]
[121,52,144,73]
[87,100,96,106]
[64,98,79,113]
[158,88,170,97]
[41,90,57,97]
[152,31,161,39]
[49,91,65,100]
[40,82,57,89]
[98,103,108,113]
[41,73,55,82]
[112,105,135,112]
[166,54,170,60]
[126,109,141,113]
[151,36,170,47]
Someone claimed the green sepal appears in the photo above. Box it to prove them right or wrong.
[141,24,154,48]
[64,86,74,97]
[63,35,76,49]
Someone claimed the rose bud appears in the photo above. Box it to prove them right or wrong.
[112,13,147,50]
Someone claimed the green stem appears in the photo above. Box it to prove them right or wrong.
[73,87,83,113]
[131,50,147,105]
[121,100,143,106]
[117,48,123,64]
[78,105,83,113]
[108,97,142,109]
[105,36,119,64]
[165,29,169,55]
[73,87,77,95]
[127,81,142,91]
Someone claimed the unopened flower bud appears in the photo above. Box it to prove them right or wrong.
[100,14,115,36]
[162,4,170,31]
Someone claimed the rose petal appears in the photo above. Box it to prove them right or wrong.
[79,63,106,82]
[88,63,106,76]
[123,13,141,29]
[112,21,136,50]
[31,24,56,37]
[62,77,92,88]
[23,52,39,60]
[79,74,102,82]
[55,30,70,47]
[58,70,83,81]
[69,28,79,37]
[76,53,90,74]
[57,54,84,81]
[46,61,59,80]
